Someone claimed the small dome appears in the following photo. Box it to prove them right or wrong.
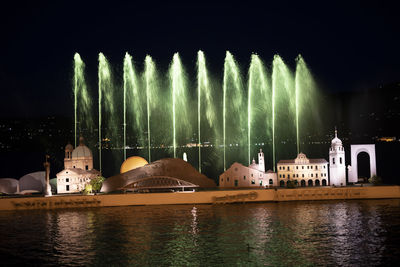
[331,129,342,146]
[331,137,342,145]
[72,145,92,158]
[120,156,149,173]
[249,158,258,170]
[298,152,306,158]
[65,143,73,151]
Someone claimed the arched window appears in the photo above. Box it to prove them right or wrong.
[308,179,313,186]
[280,180,285,187]
[322,179,327,186]
[315,179,320,186]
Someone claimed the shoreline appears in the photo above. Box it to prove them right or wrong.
[1,185,399,211]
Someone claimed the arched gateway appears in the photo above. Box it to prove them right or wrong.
[348,144,377,183]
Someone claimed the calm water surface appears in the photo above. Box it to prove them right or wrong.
[0,199,399,266]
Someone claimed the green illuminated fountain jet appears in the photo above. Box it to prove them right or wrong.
[223,51,244,171]
[123,53,142,161]
[144,55,157,162]
[98,53,115,173]
[197,50,217,172]
[169,53,189,158]
[73,53,92,147]
[272,55,295,171]
[295,54,320,153]
[248,54,270,165]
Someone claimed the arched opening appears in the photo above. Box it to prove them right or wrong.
[357,152,371,183]
[308,179,313,187]
[280,180,285,187]
[322,179,327,186]
[301,180,306,187]
[269,179,273,185]
[315,179,320,186]
[294,180,298,186]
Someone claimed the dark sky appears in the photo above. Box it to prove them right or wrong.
[0,0,399,118]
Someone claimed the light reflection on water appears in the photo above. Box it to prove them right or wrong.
[0,199,399,266]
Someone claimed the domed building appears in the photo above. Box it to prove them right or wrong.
[56,137,100,194]
[329,128,346,186]
[120,156,149,173]
[101,157,216,193]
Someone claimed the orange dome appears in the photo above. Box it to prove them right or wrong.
[120,156,148,173]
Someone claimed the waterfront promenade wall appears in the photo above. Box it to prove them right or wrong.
[1,186,399,211]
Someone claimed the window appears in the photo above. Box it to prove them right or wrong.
[283,166,285,170]
[251,180,255,185]
[288,174,290,178]
[340,157,342,164]
[66,178,69,183]
[279,166,281,170]
[279,174,282,178]
[332,158,335,165]
[302,166,304,169]
[302,174,304,178]
[260,180,263,186]
[311,166,313,169]
[296,166,298,169]
[251,174,253,177]
[227,177,230,182]
[66,185,69,191]
[244,176,246,180]
[311,174,313,177]
[234,180,238,187]
[73,166,75,168]
[296,174,299,178]
[324,166,326,169]
[221,178,224,182]
[316,173,318,178]
[283,174,285,178]
[85,165,89,170]
[316,166,318,170]
[288,166,290,171]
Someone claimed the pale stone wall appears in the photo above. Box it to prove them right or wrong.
[1,186,400,211]
[64,157,93,170]
[57,172,93,194]
[219,162,278,188]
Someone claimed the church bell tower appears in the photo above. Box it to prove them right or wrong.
[329,128,346,186]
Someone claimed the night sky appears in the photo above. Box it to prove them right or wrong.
[0,0,399,118]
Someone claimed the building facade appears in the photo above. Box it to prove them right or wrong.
[56,137,100,194]
[219,149,278,188]
[277,153,328,187]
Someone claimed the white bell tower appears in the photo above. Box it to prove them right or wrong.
[329,128,346,186]
[258,149,265,172]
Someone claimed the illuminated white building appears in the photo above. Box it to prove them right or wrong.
[329,129,346,186]
[219,149,278,188]
[56,137,100,194]
[277,153,328,187]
